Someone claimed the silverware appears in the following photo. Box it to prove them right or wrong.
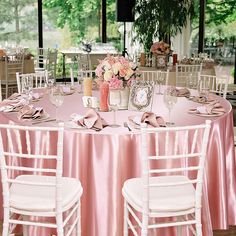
[32,118,56,125]
[124,122,132,131]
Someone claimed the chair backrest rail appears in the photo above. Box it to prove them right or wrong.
[149,166,201,174]
[5,166,57,173]
[148,152,202,160]
[3,152,57,159]
[7,179,56,187]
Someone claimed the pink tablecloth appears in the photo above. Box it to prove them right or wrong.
[0,87,235,236]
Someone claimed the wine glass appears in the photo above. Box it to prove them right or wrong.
[47,75,55,88]
[187,73,198,89]
[22,76,33,103]
[77,71,83,93]
[156,73,165,95]
[108,90,121,128]
[49,86,64,123]
[198,80,210,100]
[163,87,178,126]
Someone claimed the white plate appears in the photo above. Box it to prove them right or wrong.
[188,111,225,117]
[65,121,88,130]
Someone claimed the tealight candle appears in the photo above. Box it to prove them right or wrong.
[99,82,109,112]
[83,77,93,96]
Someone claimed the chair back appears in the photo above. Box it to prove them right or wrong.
[16,71,48,93]
[140,120,211,215]
[5,55,24,83]
[0,123,64,214]
[198,73,229,99]
[35,47,49,69]
[78,53,91,71]
[46,49,58,78]
[139,70,169,85]
[176,64,202,87]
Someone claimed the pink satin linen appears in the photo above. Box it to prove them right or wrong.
[0,87,235,236]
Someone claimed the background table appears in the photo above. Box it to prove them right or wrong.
[0,88,235,236]
[139,66,216,86]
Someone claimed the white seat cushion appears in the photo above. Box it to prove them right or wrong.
[122,175,195,215]
[10,175,83,213]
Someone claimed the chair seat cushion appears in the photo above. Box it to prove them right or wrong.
[10,175,83,213]
[122,176,195,215]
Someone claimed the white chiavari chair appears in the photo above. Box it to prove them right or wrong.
[70,69,95,88]
[35,47,49,71]
[0,123,83,236]
[139,70,169,85]
[35,48,58,78]
[78,53,91,71]
[176,64,202,87]
[198,73,229,99]
[122,120,211,236]
[2,54,24,99]
[16,70,49,93]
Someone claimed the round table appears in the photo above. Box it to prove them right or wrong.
[0,87,235,236]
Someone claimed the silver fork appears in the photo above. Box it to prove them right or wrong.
[124,122,132,131]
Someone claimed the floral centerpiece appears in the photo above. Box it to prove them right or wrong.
[95,55,138,89]
[150,41,171,68]
[150,41,171,55]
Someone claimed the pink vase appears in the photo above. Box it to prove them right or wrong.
[99,82,109,112]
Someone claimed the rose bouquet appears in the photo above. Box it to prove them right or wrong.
[95,55,138,89]
[150,41,171,55]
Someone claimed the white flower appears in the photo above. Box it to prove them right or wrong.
[104,70,113,81]
[124,68,134,80]
[102,61,111,71]
[112,62,121,75]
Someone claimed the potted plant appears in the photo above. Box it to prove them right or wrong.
[133,0,194,52]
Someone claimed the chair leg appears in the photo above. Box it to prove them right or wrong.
[123,200,128,236]
[56,212,64,236]
[76,199,81,236]
[141,213,148,236]
[2,207,10,236]
[195,208,202,236]
[196,223,202,236]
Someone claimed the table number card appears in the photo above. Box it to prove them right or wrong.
[128,80,154,112]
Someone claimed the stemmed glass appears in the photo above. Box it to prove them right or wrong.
[198,80,210,100]
[108,90,121,128]
[163,87,178,126]
[22,76,33,103]
[77,71,83,94]
[49,86,64,123]
[187,73,198,89]
[156,74,165,95]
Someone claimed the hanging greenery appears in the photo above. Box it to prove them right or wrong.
[134,0,194,52]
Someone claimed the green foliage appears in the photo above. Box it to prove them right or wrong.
[0,0,37,43]
[205,0,236,25]
[43,0,120,45]
[134,0,194,52]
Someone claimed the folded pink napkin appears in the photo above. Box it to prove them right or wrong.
[0,96,27,112]
[128,112,166,128]
[189,101,225,115]
[7,93,21,100]
[141,112,166,127]
[189,96,215,104]
[61,86,75,95]
[18,105,45,120]
[72,109,108,131]
[174,88,190,97]
[31,93,43,101]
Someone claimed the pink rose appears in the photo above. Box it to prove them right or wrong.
[109,77,123,89]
